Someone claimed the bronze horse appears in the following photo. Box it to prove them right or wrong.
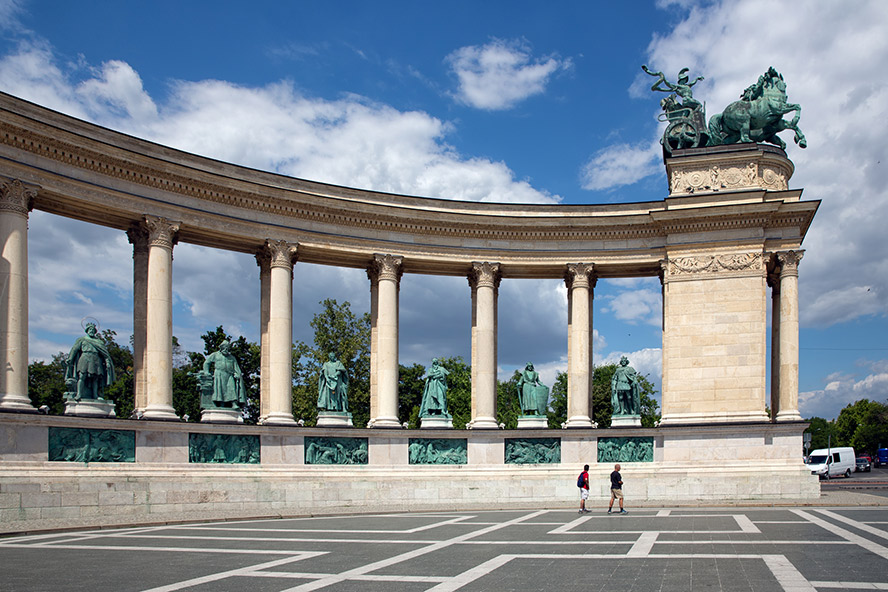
[708,67,806,150]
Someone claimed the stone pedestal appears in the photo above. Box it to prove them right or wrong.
[64,399,117,418]
[200,408,244,424]
[316,412,354,428]
[517,415,548,429]
[420,416,453,429]
[610,415,641,428]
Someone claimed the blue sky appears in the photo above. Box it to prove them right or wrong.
[1,0,886,421]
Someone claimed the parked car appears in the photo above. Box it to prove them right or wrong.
[878,449,888,468]
[855,457,872,472]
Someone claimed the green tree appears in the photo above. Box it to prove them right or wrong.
[291,299,371,427]
[496,370,522,429]
[440,357,472,429]
[547,371,568,428]
[27,354,68,414]
[100,329,135,419]
[834,399,888,453]
[804,417,837,450]
[592,364,616,427]
[398,362,426,428]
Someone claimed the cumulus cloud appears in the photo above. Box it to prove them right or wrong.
[580,139,662,191]
[599,278,662,326]
[446,38,569,110]
[800,361,888,419]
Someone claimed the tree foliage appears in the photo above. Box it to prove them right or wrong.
[291,299,371,427]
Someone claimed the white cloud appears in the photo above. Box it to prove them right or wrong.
[580,140,662,191]
[800,361,888,419]
[599,278,662,326]
[446,38,569,110]
[599,347,663,403]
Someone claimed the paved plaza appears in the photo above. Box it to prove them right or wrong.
[3,503,888,592]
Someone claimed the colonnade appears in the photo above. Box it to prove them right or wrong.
[0,177,805,425]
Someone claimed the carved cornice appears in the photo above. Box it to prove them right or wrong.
[265,239,298,269]
[0,177,37,216]
[143,215,180,250]
[468,262,501,290]
[666,149,793,196]
[368,254,403,283]
[665,252,765,279]
[564,263,597,290]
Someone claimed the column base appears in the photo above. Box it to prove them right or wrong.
[368,416,402,428]
[0,394,37,413]
[564,415,594,428]
[261,412,297,426]
[64,399,117,418]
[517,415,549,429]
[467,416,499,429]
[201,408,244,424]
[775,410,803,422]
[142,404,180,421]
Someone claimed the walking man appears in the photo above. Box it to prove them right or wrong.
[578,464,590,514]
[608,463,627,514]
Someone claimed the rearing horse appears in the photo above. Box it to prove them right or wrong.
[708,67,806,150]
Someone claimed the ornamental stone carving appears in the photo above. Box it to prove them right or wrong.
[665,146,792,197]
[468,262,501,290]
[368,253,404,283]
[264,239,298,269]
[776,250,804,278]
[143,215,180,249]
[0,177,37,216]
[666,252,764,277]
[564,263,597,290]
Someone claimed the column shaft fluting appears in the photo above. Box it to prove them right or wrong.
[768,271,781,421]
[776,251,803,422]
[256,251,271,421]
[368,254,402,427]
[0,179,35,413]
[142,216,179,420]
[467,262,500,429]
[565,263,595,428]
[127,225,149,415]
[263,240,297,425]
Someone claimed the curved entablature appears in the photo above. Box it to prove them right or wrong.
[0,91,818,279]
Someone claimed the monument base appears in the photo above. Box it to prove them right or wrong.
[610,415,642,428]
[64,399,117,418]
[200,408,244,424]
[420,415,453,429]
[517,415,549,429]
[316,411,354,428]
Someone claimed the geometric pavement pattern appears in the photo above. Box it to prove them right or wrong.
[2,507,888,591]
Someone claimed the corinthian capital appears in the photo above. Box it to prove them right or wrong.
[776,250,804,277]
[143,215,180,249]
[265,239,298,269]
[468,261,501,290]
[0,177,38,216]
[564,263,596,290]
[368,253,403,283]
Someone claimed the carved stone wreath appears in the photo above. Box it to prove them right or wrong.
[667,252,764,276]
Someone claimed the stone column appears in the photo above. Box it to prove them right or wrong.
[256,249,271,421]
[0,178,36,413]
[142,215,180,420]
[467,262,500,429]
[776,250,803,422]
[262,239,297,425]
[564,263,596,428]
[767,268,781,421]
[367,254,403,428]
[127,225,149,416]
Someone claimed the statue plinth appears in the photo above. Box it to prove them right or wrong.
[64,399,117,418]
[200,408,244,424]
[316,411,354,428]
[516,415,549,429]
[665,143,794,197]
[420,415,453,429]
[610,415,642,428]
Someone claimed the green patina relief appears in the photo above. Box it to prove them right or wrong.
[48,427,135,462]
[505,438,560,464]
[305,437,368,465]
[598,437,654,463]
[409,438,467,465]
[189,433,260,464]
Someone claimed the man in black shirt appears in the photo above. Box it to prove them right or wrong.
[608,463,627,514]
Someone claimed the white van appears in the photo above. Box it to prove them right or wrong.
[807,447,856,479]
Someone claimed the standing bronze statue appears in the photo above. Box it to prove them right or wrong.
[199,340,246,409]
[317,353,349,412]
[65,322,115,401]
[611,356,641,417]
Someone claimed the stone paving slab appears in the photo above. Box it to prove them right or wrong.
[2,504,888,591]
